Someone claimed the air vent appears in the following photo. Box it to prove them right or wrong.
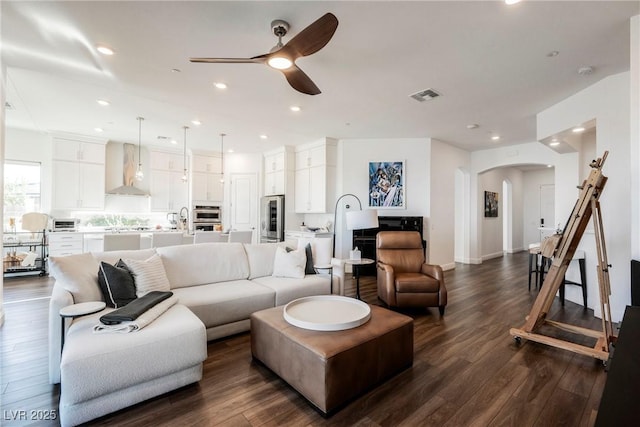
[157,136,171,140]
[409,88,441,102]
[5,101,15,110]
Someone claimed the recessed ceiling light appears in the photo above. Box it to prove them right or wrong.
[213,82,227,89]
[260,134,268,140]
[547,50,560,58]
[170,139,178,145]
[94,127,103,133]
[547,165,553,168]
[505,0,521,5]
[191,120,201,126]
[96,45,114,55]
[227,149,234,153]
[572,126,585,133]
[491,135,500,141]
[549,141,560,147]
[290,106,301,112]
[466,124,479,129]
[96,99,110,106]
[171,68,181,73]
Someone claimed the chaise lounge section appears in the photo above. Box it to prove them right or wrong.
[48,241,343,426]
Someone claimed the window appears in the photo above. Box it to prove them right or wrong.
[4,161,41,232]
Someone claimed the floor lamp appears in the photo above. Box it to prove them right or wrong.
[333,193,379,257]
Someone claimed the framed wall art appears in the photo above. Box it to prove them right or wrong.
[484,191,499,217]
[369,161,405,209]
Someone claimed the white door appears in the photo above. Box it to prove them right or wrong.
[539,184,555,240]
[230,173,258,241]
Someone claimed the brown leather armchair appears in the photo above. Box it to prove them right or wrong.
[376,231,447,315]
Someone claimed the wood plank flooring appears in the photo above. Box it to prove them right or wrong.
[0,252,609,426]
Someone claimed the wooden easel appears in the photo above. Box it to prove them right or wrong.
[510,151,616,362]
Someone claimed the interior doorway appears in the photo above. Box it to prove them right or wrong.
[229,173,258,242]
[539,184,555,241]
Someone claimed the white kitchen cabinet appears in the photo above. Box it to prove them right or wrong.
[191,172,223,202]
[294,139,337,213]
[52,136,106,211]
[190,152,223,203]
[48,232,84,257]
[150,151,184,171]
[263,147,294,196]
[53,138,105,164]
[192,154,222,174]
[150,170,189,211]
[52,160,105,210]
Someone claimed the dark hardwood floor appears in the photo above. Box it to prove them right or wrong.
[0,252,609,426]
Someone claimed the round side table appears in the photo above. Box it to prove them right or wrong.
[60,301,106,352]
[344,258,375,300]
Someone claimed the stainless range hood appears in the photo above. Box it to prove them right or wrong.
[106,143,149,197]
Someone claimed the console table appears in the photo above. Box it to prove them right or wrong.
[595,305,640,425]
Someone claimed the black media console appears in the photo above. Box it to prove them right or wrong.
[352,216,425,276]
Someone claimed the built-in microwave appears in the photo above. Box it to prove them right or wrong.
[52,218,79,232]
[192,205,222,223]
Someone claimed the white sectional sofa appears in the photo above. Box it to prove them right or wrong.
[48,241,343,426]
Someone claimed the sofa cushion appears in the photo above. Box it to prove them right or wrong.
[252,275,331,306]
[60,304,206,405]
[272,246,306,279]
[92,249,157,266]
[49,253,102,303]
[171,280,275,328]
[97,260,137,308]
[157,243,250,289]
[121,254,171,297]
[243,242,287,279]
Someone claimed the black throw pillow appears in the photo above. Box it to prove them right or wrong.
[304,243,316,275]
[97,260,137,308]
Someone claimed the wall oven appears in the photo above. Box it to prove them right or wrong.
[192,205,221,223]
[260,195,284,243]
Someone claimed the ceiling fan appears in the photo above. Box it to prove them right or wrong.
[190,13,338,95]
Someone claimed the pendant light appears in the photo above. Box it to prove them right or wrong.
[220,133,226,183]
[135,117,144,181]
[181,126,189,183]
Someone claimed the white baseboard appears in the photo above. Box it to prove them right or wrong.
[440,262,456,271]
[455,257,483,264]
[482,252,504,261]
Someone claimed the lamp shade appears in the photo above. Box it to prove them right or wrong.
[346,209,379,231]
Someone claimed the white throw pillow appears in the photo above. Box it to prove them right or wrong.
[122,254,171,297]
[272,246,306,279]
[48,253,102,303]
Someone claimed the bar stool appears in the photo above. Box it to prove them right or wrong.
[528,243,541,291]
[560,249,587,307]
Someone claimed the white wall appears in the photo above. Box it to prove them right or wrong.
[631,15,640,260]
[338,138,430,259]
[537,71,632,322]
[430,139,469,269]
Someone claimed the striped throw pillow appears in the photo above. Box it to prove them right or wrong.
[122,254,171,297]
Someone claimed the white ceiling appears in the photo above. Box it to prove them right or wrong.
[2,1,638,154]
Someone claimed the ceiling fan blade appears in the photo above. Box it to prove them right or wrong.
[281,13,339,59]
[190,57,266,64]
[281,65,321,95]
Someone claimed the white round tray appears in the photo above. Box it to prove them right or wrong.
[283,295,371,331]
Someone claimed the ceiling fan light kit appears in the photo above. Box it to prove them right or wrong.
[190,13,338,95]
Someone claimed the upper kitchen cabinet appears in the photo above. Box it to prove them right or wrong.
[263,146,294,196]
[149,149,189,211]
[52,135,106,211]
[294,138,337,213]
[191,152,223,203]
